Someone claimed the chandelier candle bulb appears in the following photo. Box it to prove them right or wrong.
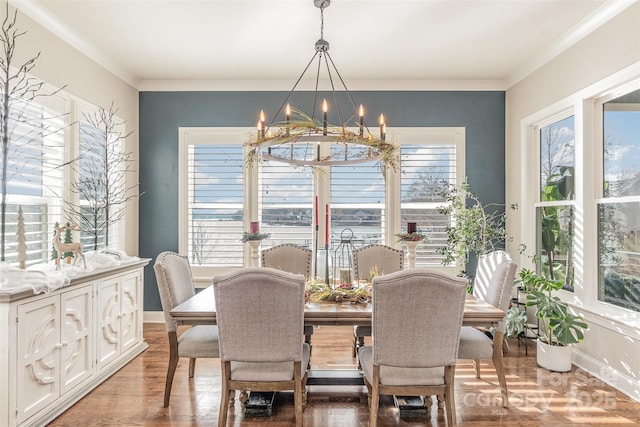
[256,121,262,142]
[285,103,291,137]
[322,99,328,136]
[382,123,386,141]
[379,113,385,140]
[359,104,364,137]
[260,110,266,139]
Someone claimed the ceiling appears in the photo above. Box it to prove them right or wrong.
[12,0,636,91]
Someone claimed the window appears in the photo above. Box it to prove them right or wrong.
[598,87,640,313]
[330,157,385,246]
[179,129,248,272]
[397,129,464,268]
[535,115,575,291]
[259,149,313,249]
[0,92,66,266]
[179,127,465,277]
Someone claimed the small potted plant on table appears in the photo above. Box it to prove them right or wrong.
[519,268,588,372]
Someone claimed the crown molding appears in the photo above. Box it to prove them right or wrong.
[10,0,140,88]
[505,0,637,89]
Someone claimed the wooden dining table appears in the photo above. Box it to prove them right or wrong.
[170,285,507,383]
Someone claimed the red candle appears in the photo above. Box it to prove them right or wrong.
[315,196,319,226]
[407,222,417,234]
[250,221,259,233]
[325,204,329,246]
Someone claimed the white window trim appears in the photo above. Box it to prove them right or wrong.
[520,62,640,332]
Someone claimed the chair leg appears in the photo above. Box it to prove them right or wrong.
[370,366,380,426]
[164,332,179,408]
[189,357,196,378]
[218,361,231,426]
[294,361,303,427]
[352,331,358,357]
[444,365,457,427]
[474,359,481,379]
[493,331,509,407]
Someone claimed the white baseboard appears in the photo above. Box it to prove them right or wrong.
[573,349,640,403]
[143,310,165,323]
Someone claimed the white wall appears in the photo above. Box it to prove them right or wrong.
[506,3,640,402]
[8,4,140,256]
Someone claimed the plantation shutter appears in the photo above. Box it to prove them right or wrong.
[330,155,386,248]
[258,150,313,249]
[186,143,244,266]
[399,133,459,267]
[0,95,65,265]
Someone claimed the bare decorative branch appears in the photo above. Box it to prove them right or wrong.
[66,101,140,250]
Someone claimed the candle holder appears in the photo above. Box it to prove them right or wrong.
[247,240,262,267]
[403,240,420,269]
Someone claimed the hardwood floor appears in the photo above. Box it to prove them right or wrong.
[48,323,639,426]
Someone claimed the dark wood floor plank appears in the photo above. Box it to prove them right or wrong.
[47,324,640,426]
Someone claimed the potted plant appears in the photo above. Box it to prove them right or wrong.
[519,268,588,372]
[505,305,527,339]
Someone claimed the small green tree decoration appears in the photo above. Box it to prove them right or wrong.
[63,221,75,262]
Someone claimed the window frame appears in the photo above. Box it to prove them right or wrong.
[178,126,466,284]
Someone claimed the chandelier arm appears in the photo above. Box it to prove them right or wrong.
[322,52,346,129]
[325,52,364,129]
[311,52,324,121]
[267,51,320,129]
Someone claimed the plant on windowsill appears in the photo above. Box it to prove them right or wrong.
[518,268,588,372]
[241,231,271,242]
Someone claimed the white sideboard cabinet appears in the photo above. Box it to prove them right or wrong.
[0,259,149,427]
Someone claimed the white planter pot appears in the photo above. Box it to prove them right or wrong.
[536,340,572,372]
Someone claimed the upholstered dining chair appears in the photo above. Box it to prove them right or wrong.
[213,267,309,427]
[457,250,517,408]
[261,243,315,351]
[359,269,468,426]
[153,251,220,407]
[352,244,404,358]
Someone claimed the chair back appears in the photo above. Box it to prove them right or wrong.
[472,251,517,332]
[213,267,306,363]
[353,244,404,281]
[261,244,312,278]
[154,251,197,333]
[372,269,467,369]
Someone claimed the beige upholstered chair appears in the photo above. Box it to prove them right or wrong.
[213,267,309,427]
[261,243,313,278]
[457,250,517,407]
[261,243,315,350]
[352,244,404,357]
[359,269,467,426]
[153,251,220,407]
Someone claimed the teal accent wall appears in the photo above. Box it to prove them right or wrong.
[139,90,505,311]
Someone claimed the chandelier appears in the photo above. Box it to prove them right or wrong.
[246,0,396,169]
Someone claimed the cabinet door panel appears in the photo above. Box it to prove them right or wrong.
[16,297,60,423]
[121,273,141,352]
[97,278,121,369]
[61,285,93,394]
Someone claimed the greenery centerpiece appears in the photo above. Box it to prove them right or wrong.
[306,281,370,305]
[395,232,426,242]
[241,231,270,242]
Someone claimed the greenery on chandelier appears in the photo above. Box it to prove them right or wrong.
[244,107,398,171]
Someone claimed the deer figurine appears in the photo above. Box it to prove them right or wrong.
[52,223,86,270]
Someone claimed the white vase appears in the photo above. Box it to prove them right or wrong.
[536,340,572,372]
